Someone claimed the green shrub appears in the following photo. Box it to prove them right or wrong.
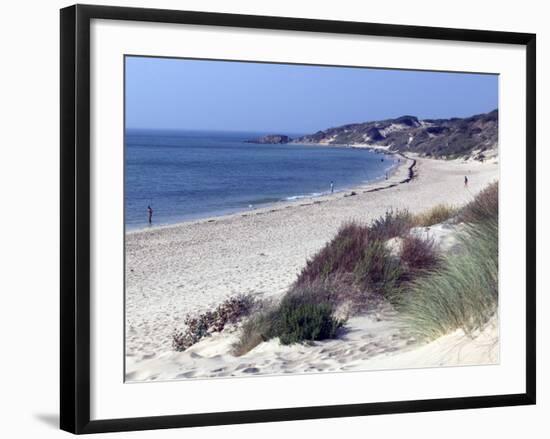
[273,294,344,345]
[234,284,346,353]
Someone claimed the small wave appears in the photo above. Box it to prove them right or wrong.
[285,192,324,201]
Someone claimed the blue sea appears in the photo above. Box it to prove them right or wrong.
[125,130,397,230]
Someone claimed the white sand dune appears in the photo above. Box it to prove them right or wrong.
[125,154,499,381]
[126,306,498,382]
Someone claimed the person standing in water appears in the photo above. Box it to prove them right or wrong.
[464,176,469,187]
[330,181,334,194]
[147,205,153,225]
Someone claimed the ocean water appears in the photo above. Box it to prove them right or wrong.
[125,130,397,230]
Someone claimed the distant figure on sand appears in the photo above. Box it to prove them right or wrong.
[464,176,469,187]
[330,181,334,194]
[147,205,153,225]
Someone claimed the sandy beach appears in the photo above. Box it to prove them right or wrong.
[125,154,499,381]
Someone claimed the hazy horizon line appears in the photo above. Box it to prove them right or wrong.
[125,106,498,135]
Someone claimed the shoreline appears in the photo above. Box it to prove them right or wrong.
[127,152,413,234]
[125,154,498,369]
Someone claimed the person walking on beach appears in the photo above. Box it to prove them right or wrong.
[464,176,469,187]
[330,181,334,194]
[147,205,153,225]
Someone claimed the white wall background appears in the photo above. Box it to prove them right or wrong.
[0,0,546,437]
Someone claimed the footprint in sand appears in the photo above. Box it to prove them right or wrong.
[176,371,197,379]
[311,363,329,369]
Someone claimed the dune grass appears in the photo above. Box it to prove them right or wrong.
[353,239,404,297]
[399,234,441,273]
[399,221,497,340]
[399,183,498,340]
[295,222,370,286]
[459,181,498,223]
[232,307,278,356]
[295,216,413,304]
[368,209,414,240]
[235,211,422,354]
[412,204,458,227]
[296,210,416,297]
[233,182,498,353]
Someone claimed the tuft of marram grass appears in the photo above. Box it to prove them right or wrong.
[232,307,277,356]
[353,239,403,297]
[398,218,498,340]
[399,234,441,273]
[413,204,458,227]
[368,208,414,241]
[459,181,498,224]
[295,212,415,303]
[296,222,369,286]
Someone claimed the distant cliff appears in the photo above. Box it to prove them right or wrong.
[247,110,498,160]
[246,134,293,144]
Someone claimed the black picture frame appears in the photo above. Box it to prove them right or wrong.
[60,4,536,434]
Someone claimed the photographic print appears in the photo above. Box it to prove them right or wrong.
[124,56,499,382]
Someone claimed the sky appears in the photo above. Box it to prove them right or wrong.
[125,56,498,134]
